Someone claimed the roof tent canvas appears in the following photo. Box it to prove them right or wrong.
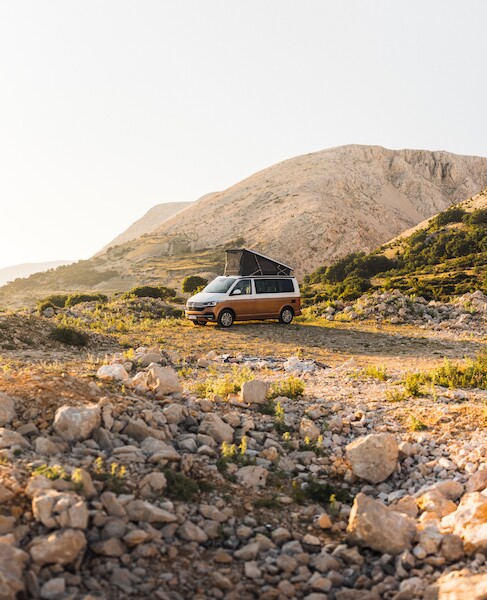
[224,249,293,277]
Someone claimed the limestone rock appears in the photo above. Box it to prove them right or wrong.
[0,428,30,450]
[426,573,487,600]
[0,542,28,600]
[240,380,269,404]
[139,472,167,498]
[346,433,398,484]
[147,365,182,396]
[97,364,129,381]
[30,529,87,566]
[466,468,487,493]
[178,520,209,543]
[53,404,101,442]
[235,466,268,487]
[299,417,321,441]
[32,490,89,529]
[199,414,234,443]
[0,393,16,426]
[441,492,487,554]
[347,493,416,555]
[125,499,177,524]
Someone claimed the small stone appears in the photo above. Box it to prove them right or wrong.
[0,542,29,599]
[178,521,208,543]
[39,577,65,599]
[440,534,465,562]
[91,538,126,557]
[318,513,332,529]
[0,393,16,426]
[244,561,262,579]
[235,465,268,487]
[199,414,234,443]
[299,418,321,441]
[34,437,60,456]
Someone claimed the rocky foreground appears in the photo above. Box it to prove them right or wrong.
[0,331,486,600]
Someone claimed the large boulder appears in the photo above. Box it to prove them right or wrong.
[147,365,182,396]
[347,493,416,555]
[346,433,398,484]
[441,492,487,554]
[425,573,487,600]
[240,380,269,404]
[53,404,101,442]
[0,543,28,600]
[199,414,234,443]
[30,529,87,566]
[0,393,16,426]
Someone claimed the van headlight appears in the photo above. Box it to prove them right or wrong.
[204,301,218,307]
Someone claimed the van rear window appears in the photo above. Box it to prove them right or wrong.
[255,279,294,294]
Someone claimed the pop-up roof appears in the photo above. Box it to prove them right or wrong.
[224,249,294,277]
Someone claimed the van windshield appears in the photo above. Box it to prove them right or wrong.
[203,277,237,294]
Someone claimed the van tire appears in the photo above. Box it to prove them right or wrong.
[218,309,234,328]
[279,307,294,324]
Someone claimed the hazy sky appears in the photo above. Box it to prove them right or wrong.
[1,1,486,270]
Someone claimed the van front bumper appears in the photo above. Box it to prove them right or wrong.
[185,310,216,322]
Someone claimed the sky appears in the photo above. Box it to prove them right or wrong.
[1,0,486,270]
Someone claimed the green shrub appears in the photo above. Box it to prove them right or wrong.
[123,286,176,300]
[38,294,69,308]
[182,276,208,294]
[193,366,254,398]
[422,354,487,389]
[463,209,487,225]
[268,376,305,400]
[433,207,466,227]
[363,365,388,381]
[49,325,89,346]
[65,293,108,307]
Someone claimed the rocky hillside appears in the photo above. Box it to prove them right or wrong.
[303,188,487,304]
[100,201,193,252]
[2,145,487,308]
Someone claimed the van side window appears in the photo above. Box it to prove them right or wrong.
[278,279,294,293]
[255,279,293,294]
[231,279,252,295]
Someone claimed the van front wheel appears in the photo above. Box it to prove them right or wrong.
[218,309,234,328]
[279,307,294,324]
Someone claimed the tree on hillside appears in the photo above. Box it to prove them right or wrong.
[182,276,208,294]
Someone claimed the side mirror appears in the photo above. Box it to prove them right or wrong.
[232,288,242,295]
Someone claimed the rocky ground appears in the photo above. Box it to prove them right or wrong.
[0,294,486,599]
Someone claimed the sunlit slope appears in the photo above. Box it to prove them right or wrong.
[2,145,487,308]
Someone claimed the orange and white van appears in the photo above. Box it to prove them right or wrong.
[185,275,301,327]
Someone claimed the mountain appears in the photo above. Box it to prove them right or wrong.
[144,145,487,276]
[0,261,73,288]
[303,188,487,303]
[100,201,193,252]
[2,144,487,308]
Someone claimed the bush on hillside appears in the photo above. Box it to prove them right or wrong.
[432,207,466,227]
[122,285,177,300]
[49,325,89,346]
[65,293,108,307]
[463,208,487,225]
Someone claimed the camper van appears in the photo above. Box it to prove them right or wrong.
[185,249,301,327]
